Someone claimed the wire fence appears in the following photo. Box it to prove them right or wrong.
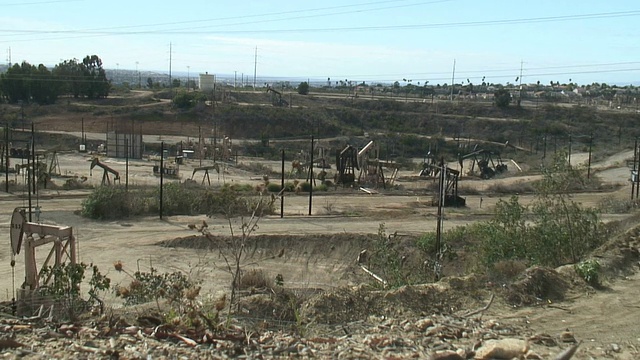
[8,292,93,321]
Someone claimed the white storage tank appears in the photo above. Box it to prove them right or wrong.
[199,72,215,91]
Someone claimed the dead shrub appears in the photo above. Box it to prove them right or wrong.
[504,266,568,305]
[238,269,270,290]
[489,259,528,284]
[486,181,535,194]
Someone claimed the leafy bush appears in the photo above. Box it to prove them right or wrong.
[38,263,110,319]
[82,183,276,219]
[172,90,207,109]
[115,268,198,307]
[81,186,148,219]
[266,182,296,193]
[474,153,605,269]
[574,259,601,286]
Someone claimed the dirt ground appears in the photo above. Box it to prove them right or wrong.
[1,132,640,358]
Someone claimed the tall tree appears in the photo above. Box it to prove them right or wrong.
[81,55,110,99]
[53,59,83,98]
[0,61,58,104]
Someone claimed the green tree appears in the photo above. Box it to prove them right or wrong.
[0,62,33,103]
[81,55,110,99]
[297,81,309,95]
[0,61,59,104]
[31,64,58,104]
[53,59,83,98]
[494,88,512,108]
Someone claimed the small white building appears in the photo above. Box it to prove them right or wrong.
[199,73,215,91]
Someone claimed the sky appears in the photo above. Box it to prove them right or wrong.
[1,0,639,86]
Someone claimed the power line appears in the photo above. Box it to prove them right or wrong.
[307,61,640,81]
[0,0,451,38]
[1,9,637,42]
[2,0,83,6]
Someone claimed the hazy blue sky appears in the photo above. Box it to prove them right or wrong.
[1,0,639,85]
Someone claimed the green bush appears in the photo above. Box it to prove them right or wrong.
[81,186,148,219]
[82,183,276,219]
[267,183,282,192]
[265,182,298,193]
[474,153,605,269]
[574,259,601,286]
[300,182,311,192]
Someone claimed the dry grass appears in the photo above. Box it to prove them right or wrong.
[238,269,271,290]
[489,259,528,284]
[485,181,536,194]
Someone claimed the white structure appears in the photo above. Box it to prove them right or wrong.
[199,72,215,91]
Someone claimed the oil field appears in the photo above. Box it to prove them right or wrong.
[1,86,640,359]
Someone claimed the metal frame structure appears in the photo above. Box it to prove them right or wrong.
[429,164,465,207]
[10,208,77,294]
[335,145,359,186]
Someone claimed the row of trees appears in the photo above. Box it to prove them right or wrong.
[0,55,110,104]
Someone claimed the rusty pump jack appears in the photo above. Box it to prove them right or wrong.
[90,158,120,185]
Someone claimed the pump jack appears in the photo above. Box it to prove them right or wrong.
[90,158,120,185]
[266,86,289,107]
[458,147,507,179]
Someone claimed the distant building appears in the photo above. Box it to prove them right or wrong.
[199,73,215,91]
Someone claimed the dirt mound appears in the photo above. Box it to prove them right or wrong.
[505,266,569,305]
[301,275,487,324]
[158,233,375,261]
[591,222,640,279]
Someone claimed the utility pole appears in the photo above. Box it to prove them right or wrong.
[125,138,129,190]
[81,117,85,150]
[568,134,572,165]
[450,59,456,101]
[518,60,524,105]
[187,66,190,92]
[136,61,140,89]
[280,149,285,218]
[253,46,257,90]
[169,42,172,92]
[308,135,314,216]
[435,157,445,280]
[633,138,637,200]
[160,142,164,219]
[5,124,9,193]
[234,71,237,88]
[587,133,593,179]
